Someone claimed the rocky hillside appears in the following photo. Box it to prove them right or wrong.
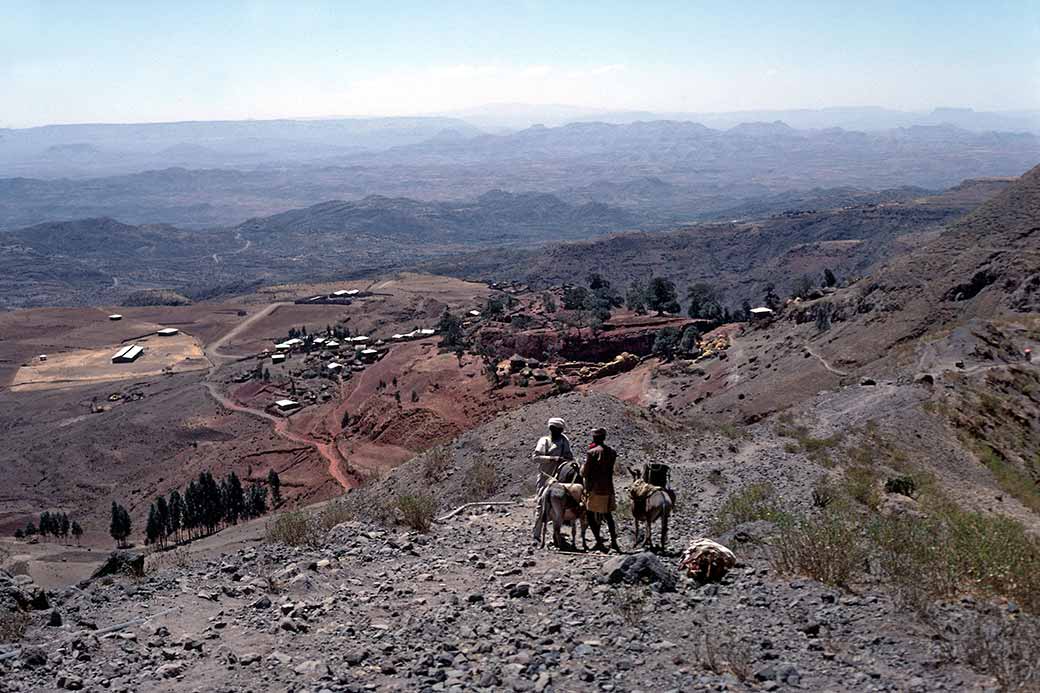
[424,177,1009,309]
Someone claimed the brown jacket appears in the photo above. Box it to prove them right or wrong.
[582,443,617,496]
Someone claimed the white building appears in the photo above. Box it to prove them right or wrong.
[112,344,143,363]
[274,399,300,412]
[108,314,123,321]
[157,327,180,337]
[749,307,775,320]
[327,362,344,373]
[271,353,287,364]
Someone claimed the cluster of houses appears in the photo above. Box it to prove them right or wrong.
[266,325,438,415]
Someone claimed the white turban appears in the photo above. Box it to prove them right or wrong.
[547,417,566,431]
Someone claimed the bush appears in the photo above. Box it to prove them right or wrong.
[464,459,498,501]
[613,587,647,626]
[959,611,1040,691]
[843,466,881,509]
[870,500,1040,614]
[397,494,435,533]
[712,483,791,534]
[884,475,917,498]
[0,610,31,643]
[421,446,453,482]
[771,512,866,589]
[265,511,323,548]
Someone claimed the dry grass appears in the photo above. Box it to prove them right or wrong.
[265,511,323,547]
[613,587,646,627]
[420,445,453,482]
[771,511,867,589]
[396,494,435,533]
[463,458,498,501]
[959,611,1040,692]
[711,482,791,533]
[0,610,31,644]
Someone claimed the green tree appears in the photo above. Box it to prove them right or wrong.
[686,283,724,321]
[652,327,682,360]
[168,490,183,543]
[59,512,70,543]
[678,326,701,357]
[109,501,131,548]
[542,292,557,313]
[562,285,590,310]
[647,278,680,315]
[792,274,815,299]
[155,496,170,548]
[823,268,838,288]
[223,472,245,526]
[437,309,465,350]
[764,283,782,311]
[71,521,83,545]
[740,298,753,321]
[267,469,282,507]
[625,280,648,314]
[145,504,161,546]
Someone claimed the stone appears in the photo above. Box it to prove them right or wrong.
[293,659,331,678]
[47,609,63,627]
[250,596,272,610]
[508,583,531,599]
[21,647,48,667]
[279,617,298,633]
[157,662,186,679]
[601,552,676,592]
[90,551,145,580]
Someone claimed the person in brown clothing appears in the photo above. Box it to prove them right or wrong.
[582,428,621,553]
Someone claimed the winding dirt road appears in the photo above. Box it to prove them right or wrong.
[201,303,354,491]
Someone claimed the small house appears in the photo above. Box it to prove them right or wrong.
[327,362,344,374]
[325,340,340,350]
[112,344,143,363]
[359,348,380,363]
[274,399,300,413]
[271,353,287,364]
[468,310,482,317]
[38,354,47,362]
[749,307,775,321]
[108,314,123,321]
[157,327,180,337]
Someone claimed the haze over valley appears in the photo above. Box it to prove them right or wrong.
[2,3,1039,691]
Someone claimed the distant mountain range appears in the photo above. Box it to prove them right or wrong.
[439,103,1040,134]
[1,119,1036,230]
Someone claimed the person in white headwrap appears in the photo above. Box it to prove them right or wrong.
[532,417,574,494]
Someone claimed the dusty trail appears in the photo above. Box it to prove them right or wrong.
[805,346,849,376]
[201,302,354,491]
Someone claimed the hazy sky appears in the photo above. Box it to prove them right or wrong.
[2,0,1038,127]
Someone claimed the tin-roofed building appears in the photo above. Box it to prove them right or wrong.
[112,344,143,363]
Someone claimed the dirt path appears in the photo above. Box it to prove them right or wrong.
[805,346,849,376]
[201,303,354,492]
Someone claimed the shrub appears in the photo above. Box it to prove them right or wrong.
[870,501,1040,614]
[711,483,791,534]
[843,466,881,509]
[0,610,31,643]
[265,511,323,547]
[771,512,866,589]
[397,494,435,533]
[420,446,453,482]
[884,475,917,498]
[613,587,647,627]
[464,459,498,501]
[959,611,1040,691]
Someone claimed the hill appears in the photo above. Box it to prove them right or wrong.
[422,177,1012,310]
[0,192,636,308]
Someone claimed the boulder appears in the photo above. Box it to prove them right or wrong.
[90,551,145,580]
[601,552,676,592]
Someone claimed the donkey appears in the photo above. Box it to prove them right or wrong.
[628,467,674,551]
[533,460,589,551]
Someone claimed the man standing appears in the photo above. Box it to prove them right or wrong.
[532,417,573,494]
[582,428,621,553]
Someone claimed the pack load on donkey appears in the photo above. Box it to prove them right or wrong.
[628,462,676,550]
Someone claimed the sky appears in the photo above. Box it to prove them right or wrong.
[1,0,1038,127]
